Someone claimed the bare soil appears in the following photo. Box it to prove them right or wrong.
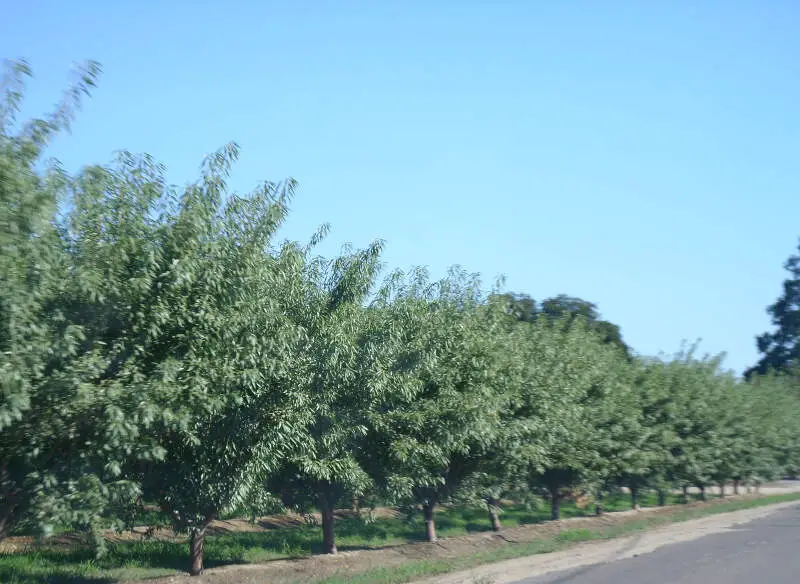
[0,507,402,552]
[2,484,796,583]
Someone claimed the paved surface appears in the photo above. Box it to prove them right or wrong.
[513,504,800,584]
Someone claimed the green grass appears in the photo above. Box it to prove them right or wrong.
[315,492,800,584]
[0,491,789,584]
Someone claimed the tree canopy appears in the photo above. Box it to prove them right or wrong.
[496,292,630,358]
[747,239,800,378]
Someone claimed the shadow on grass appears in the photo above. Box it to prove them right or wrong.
[0,551,118,584]
[0,570,115,584]
[0,490,732,582]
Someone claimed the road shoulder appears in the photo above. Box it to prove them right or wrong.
[412,499,800,584]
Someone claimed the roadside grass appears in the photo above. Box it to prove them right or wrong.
[0,490,782,584]
[314,492,800,584]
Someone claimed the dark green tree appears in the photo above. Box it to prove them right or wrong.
[747,239,800,378]
[539,295,629,358]
[495,293,630,358]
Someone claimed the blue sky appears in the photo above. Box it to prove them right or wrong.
[3,1,799,374]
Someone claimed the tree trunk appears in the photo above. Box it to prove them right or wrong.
[733,480,740,495]
[0,472,23,544]
[423,502,437,542]
[551,493,561,521]
[188,521,210,576]
[486,498,502,532]
[658,490,667,507]
[0,514,11,544]
[320,496,337,554]
[699,485,706,502]
[682,484,689,503]
[718,481,726,498]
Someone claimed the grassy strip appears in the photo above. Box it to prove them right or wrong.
[0,493,677,584]
[0,492,794,584]
[313,492,800,584]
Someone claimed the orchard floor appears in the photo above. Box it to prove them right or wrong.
[2,483,799,584]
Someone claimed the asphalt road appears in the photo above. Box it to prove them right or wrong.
[513,504,800,584]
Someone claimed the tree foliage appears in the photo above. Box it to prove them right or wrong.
[123,147,312,575]
[497,292,630,358]
[747,239,800,378]
[0,59,161,550]
[362,269,516,541]
[267,239,409,554]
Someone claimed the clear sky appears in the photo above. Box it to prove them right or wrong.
[3,1,799,374]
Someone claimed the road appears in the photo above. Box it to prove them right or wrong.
[513,504,800,584]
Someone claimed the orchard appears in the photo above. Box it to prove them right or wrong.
[3,61,800,577]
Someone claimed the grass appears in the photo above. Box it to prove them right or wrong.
[314,492,800,584]
[0,491,794,584]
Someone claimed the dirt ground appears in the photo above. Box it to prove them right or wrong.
[0,507,402,552]
[2,484,797,583]
[126,483,800,584]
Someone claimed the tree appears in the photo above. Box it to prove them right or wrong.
[266,239,411,555]
[495,292,537,323]
[652,347,728,500]
[630,358,681,505]
[521,317,627,519]
[592,360,651,510]
[0,58,72,542]
[539,295,630,358]
[496,293,631,358]
[123,145,312,575]
[695,367,738,497]
[365,269,513,541]
[444,297,538,531]
[744,373,800,483]
[747,239,800,378]
[0,60,162,549]
[720,384,763,494]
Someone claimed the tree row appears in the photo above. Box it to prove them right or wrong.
[3,62,800,576]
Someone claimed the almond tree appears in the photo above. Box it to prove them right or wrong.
[522,317,625,520]
[51,130,313,574]
[0,60,164,548]
[740,373,800,487]
[120,146,315,576]
[590,358,649,509]
[656,348,725,500]
[629,358,681,505]
[364,269,515,541]
[455,306,570,530]
[266,239,416,554]
[705,371,746,496]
